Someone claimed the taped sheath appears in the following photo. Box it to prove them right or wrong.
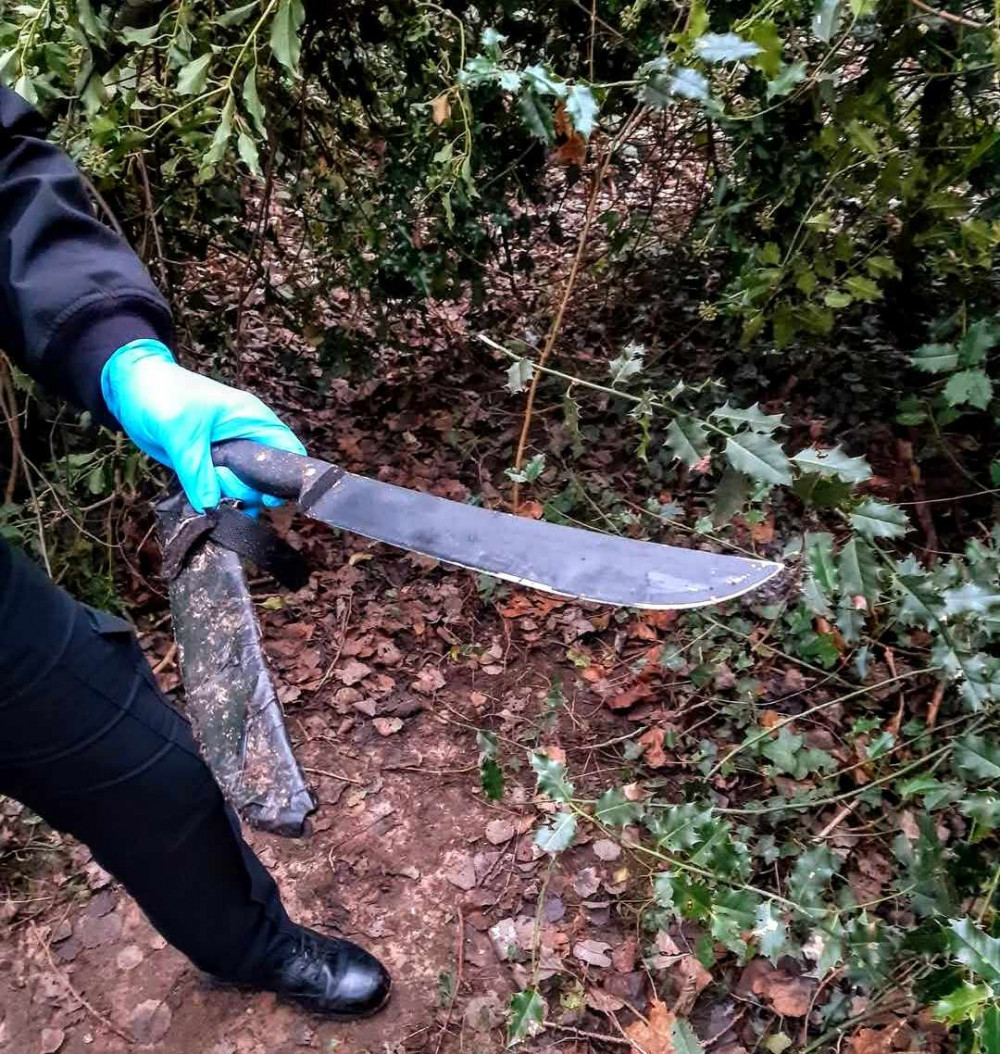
[156,491,315,837]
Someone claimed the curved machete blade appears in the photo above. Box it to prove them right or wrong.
[303,472,781,610]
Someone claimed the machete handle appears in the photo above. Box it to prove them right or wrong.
[211,439,337,503]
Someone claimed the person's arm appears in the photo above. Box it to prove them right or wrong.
[0,83,172,420]
[0,84,303,512]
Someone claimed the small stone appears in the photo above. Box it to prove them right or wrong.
[116,945,145,971]
[76,913,122,949]
[50,920,73,943]
[40,1028,65,1053]
[488,918,518,961]
[484,819,515,845]
[353,699,378,718]
[463,991,505,1032]
[129,1000,172,1045]
[87,891,116,918]
[592,839,621,861]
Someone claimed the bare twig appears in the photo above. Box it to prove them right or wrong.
[510,106,646,510]
[31,923,134,1044]
[134,151,170,292]
[909,0,988,27]
[433,907,464,1054]
[303,766,364,786]
[813,802,858,842]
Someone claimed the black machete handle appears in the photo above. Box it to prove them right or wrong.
[211,439,340,504]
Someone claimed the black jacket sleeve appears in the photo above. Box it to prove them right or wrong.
[0,84,173,420]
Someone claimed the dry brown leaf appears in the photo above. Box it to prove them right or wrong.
[373,717,403,736]
[670,954,712,1015]
[431,93,452,124]
[517,500,544,519]
[412,665,446,694]
[747,963,814,1017]
[625,1000,677,1054]
[639,727,669,767]
[40,1029,65,1054]
[337,659,371,686]
[607,681,655,711]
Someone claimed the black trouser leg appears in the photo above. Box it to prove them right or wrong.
[0,538,294,981]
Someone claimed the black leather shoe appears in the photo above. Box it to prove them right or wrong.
[258,927,391,1019]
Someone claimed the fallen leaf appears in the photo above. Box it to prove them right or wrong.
[116,945,145,971]
[747,961,814,1017]
[431,92,451,124]
[129,1001,172,1045]
[517,500,544,519]
[670,954,713,1015]
[373,717,403,736]
[485,819,516,845]
[445,853,478,891]
[573,939,613,967]
[593,839,621,861]
[587,987,626,1012]
[625,1000,677,1054]
[607,681,655,711]
[639,727,669,767]
[412,665,446,694]
[337,659,371,686]
[612,936,638,972]
[574,867,601,898]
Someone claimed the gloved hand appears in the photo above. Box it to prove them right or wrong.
[101,338,305,513]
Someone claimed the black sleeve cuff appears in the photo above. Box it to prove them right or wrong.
[39,293,174,428]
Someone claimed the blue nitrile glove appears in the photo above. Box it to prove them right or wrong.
[101,338,305,513]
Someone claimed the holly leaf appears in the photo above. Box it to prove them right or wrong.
[671,1019,705,1054]
[712,402,784,432]
[932,982,991,1025]
[850,499,910,540]
[669,67,710,101]
[725,431,792,485]
[531,751,574,801]
[645,803,714,850]
[792,445,872,483]
[911,343,959,373]
[839,537,881,602]
[566,83,598,137]
[269,0,305,76]
[596,788,645,826]
[694,32,762,62]
[984,1004,1000,1051]
[507,989,546,1045]
[953,735,1000,781]
[788,846,839,909]
[535,808,578,854]
[960,320,1000,366]
[666,416,710,467]
[949,917,1000,983]
[754,900,790,964]
[480,757,504,801]
[942,583,1000,617]
[944,368,993,410]
[766,62,807,100]
[506,358,535,393]
[519,90,554,141]
[609,341,645,384]
[805,532,838,595]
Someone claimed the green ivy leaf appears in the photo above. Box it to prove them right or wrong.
[754,900,790,964]
[666,416,710,467]
[204,95,235,165]
[839,537,881,601]
[788,846,839,910]
[566,83,598,137]
[911,343,959,373]
[944,368,993,410]
[595,788,645,826]
[792,446,872,483]
[694,32,762,62]
[725,431,792,485]
[269,0,305,76]
[949,917,1000,983]
[507,988,546,1045]
[530,751,574,801]
[535,808,578,853]
[760,728,804,774]
[671,1019,706,1054]
[217,1,259,26]
[177,53,212,95]
[849,500,910,540]
[480,757,504,800]
[242,67,267,135]
[709,888,758,955]
[711,402,783,432]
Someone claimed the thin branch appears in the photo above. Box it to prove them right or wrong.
[909,0,988,27]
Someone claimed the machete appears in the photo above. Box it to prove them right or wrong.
[211,439,781,609]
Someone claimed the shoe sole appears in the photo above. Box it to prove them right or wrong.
[210,977,393,1022]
